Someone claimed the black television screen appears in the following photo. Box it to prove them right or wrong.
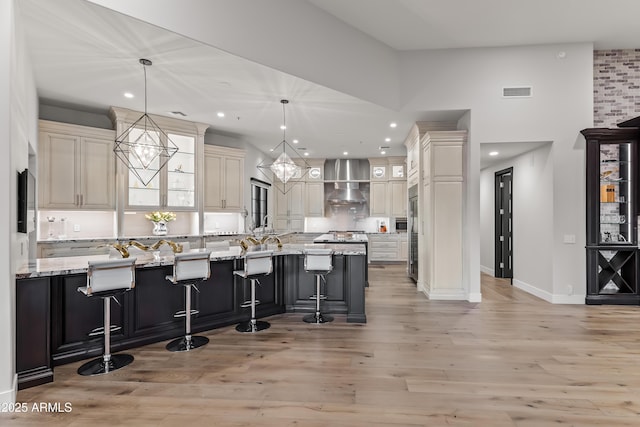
[17,169,35,234]
[17,169,27,233]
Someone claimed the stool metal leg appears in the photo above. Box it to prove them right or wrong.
[78,296,133,376]
[167,284,209,351]
[236,278,270,333]
[304,274,333,324]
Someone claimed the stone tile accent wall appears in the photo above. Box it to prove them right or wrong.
[594,49,640,127]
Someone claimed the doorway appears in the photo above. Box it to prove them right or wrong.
[495,167,513,280]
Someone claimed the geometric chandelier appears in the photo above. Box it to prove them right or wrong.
[114,58,178,186]
[257,99,310,194]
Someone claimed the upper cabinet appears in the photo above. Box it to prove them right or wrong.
[368,157,407,217]
[404,124,420,187]
[110,107,209,211]
[305,159,325,217]
[274,183,305,232]
[203,145,246,212]
[39,120,115,210]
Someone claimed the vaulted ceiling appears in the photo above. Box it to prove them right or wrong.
[18,0,640,163]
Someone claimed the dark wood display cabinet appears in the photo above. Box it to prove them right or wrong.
[583,126,640,304]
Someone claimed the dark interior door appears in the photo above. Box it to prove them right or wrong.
[495,168,513,279]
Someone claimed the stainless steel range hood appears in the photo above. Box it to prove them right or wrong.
[325,159,369,205]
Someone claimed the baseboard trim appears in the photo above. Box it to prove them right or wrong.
[513,279,553,303]
[425,289,467,300]
[0,374,17,404]
[467,292,482,303]
[513,279,585,304]
[480,265,495,276]
[552,294,585,304]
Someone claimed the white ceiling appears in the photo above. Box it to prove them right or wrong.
[18,0,640,161]
[308,0,640,51]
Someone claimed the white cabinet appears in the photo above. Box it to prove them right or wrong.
[204,145,246,212]
[398,233,408,260]
[274,183,305,232]
[305,159,325,217]
[125,131,196,209]
[404,124,420,187]
[368,233,407,261]
[369,182,388,216]
[39,120,115,210]
[390,180,407,217]
[305,182,324,217]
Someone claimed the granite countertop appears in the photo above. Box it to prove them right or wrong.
[37,233,250,244]
[313,232,369,243]
[17,243,366,279]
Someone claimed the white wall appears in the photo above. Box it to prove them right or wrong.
[87,0,400,110]
[480,144,563,302]
[399,43,592,301]
[2,0,38,404]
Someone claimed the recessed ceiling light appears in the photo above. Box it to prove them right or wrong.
[292,139,299,144]
[280,125,286,130]
[489,151,499,156]
[269,148,274,152]
[385,137,391,142]
[381,151,386,155]
[217,112,225,118]
[124,92,134,99]
[389,122,397,128]
[343,151,348,156]
[304,152,309,156]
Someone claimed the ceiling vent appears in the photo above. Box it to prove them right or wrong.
[169,111,187,117]
[502,86,532,98]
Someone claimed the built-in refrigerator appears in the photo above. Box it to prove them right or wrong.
[408,184,418,282]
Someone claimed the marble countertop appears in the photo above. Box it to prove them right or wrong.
[17,243,366,279]
[313,233,369,243]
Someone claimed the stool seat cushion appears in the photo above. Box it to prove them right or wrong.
[82,258,137,296]
[240,250,273,277]
[304,248,333,273]
[167,251,211,283]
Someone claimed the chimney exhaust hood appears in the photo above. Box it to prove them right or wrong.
[325,159,369,205]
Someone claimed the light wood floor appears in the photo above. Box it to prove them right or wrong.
[5,266,640,426]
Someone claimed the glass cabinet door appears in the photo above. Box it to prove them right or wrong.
[126,131,196,209]
[599,142,633,244]
[166,133,195,208]
[126,128,161,207]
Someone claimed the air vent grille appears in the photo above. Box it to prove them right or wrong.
[502,86,532,98]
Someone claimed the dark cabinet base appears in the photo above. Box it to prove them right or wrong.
[16,253,366,389]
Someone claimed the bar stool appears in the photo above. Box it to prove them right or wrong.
[165,251,212,351]
[76,257,137,376]
[234,250,273,333]
[303,248,334,324]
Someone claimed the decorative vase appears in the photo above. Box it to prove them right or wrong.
[152,221,168,236]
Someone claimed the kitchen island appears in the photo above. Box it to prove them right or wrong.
[15,243,366,390]
[314,232,369,285]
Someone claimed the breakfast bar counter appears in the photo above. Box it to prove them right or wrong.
[15,243,367,390]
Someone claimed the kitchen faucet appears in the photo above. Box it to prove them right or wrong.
[262,215,272,232]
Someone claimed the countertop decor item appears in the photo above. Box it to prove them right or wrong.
[145,211,176,236]
[113,58,179,186]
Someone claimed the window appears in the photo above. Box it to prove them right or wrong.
[251,178,270,229]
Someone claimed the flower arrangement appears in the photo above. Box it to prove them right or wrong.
[144,211,177,223]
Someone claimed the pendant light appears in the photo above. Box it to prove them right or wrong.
[257,99,310,194]
[113,58,179,186]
